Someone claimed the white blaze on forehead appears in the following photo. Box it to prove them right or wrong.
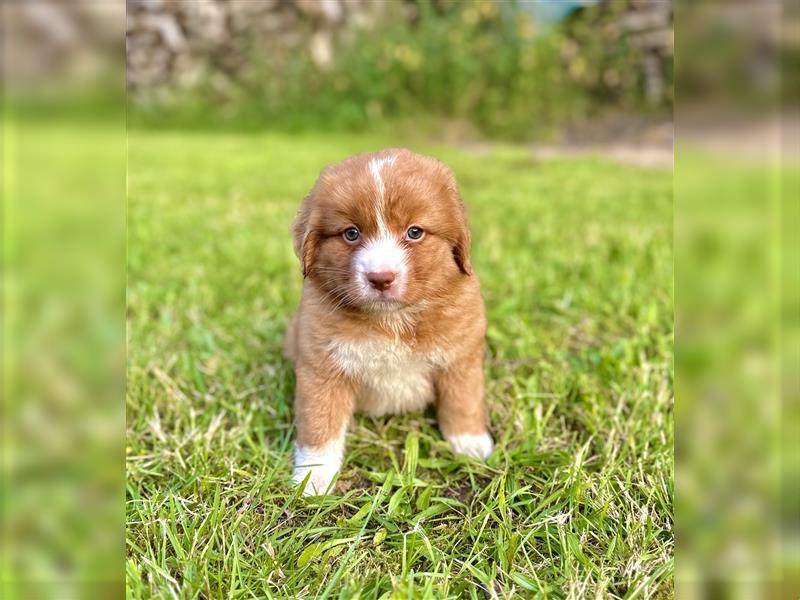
[368,154,397,235]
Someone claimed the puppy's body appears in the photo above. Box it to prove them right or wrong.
[287,273,485,419]
[288,149,491,494]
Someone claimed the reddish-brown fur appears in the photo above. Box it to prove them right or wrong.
[287,148,488,456]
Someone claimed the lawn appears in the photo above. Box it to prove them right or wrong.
[126,130,674,599]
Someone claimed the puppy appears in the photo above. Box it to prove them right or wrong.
[286,148,492,495]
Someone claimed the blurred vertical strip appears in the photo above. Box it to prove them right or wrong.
[1,1,125,598]
[675,0,798,598]
[782,2,800,594]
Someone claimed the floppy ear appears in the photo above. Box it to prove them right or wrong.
[451,196,473,276]
[438,163,472,276]
[292,192,318,278]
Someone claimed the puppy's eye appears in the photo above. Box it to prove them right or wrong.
[343,227,360,242]
[406,226,424,241]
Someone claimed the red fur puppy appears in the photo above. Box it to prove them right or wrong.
[286,149,492,495]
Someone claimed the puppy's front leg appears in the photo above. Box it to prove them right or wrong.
[292,365,354,495]
[435,353,494,460]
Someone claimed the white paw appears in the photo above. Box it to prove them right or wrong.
[446,432,494,460]
[292,439,344,496]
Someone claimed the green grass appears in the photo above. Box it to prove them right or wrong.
[126,130,673,599]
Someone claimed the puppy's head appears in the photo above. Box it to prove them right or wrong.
[293,149,472,311]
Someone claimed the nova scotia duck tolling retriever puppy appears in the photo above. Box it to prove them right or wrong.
[285,149,492,495]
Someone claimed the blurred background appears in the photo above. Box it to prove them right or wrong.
[125,0,673,157]
[2,0,798,598]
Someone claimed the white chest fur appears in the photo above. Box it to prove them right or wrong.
[328,338,451,416]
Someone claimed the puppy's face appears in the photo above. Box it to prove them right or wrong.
[293,149,472,312]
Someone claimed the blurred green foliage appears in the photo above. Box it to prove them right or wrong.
[130,1,670,139]
[3,117,126,598]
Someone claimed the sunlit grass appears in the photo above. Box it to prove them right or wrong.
[126,131,673,598]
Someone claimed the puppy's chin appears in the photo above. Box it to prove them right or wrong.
[318,284,408,313]
[355,285,406,311]
[355,276,408,311]
[361,297,407,313]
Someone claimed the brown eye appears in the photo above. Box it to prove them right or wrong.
[406,226,424,241]
[343,227,360,242]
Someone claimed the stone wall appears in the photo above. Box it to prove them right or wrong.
[127,0,385,93]
[126,0,673,105]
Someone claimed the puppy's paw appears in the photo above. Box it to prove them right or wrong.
[292,464,337,496]
[292,443,343,496]
[446,432,494,460]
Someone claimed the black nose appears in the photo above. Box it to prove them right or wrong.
[366,271,396,291]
